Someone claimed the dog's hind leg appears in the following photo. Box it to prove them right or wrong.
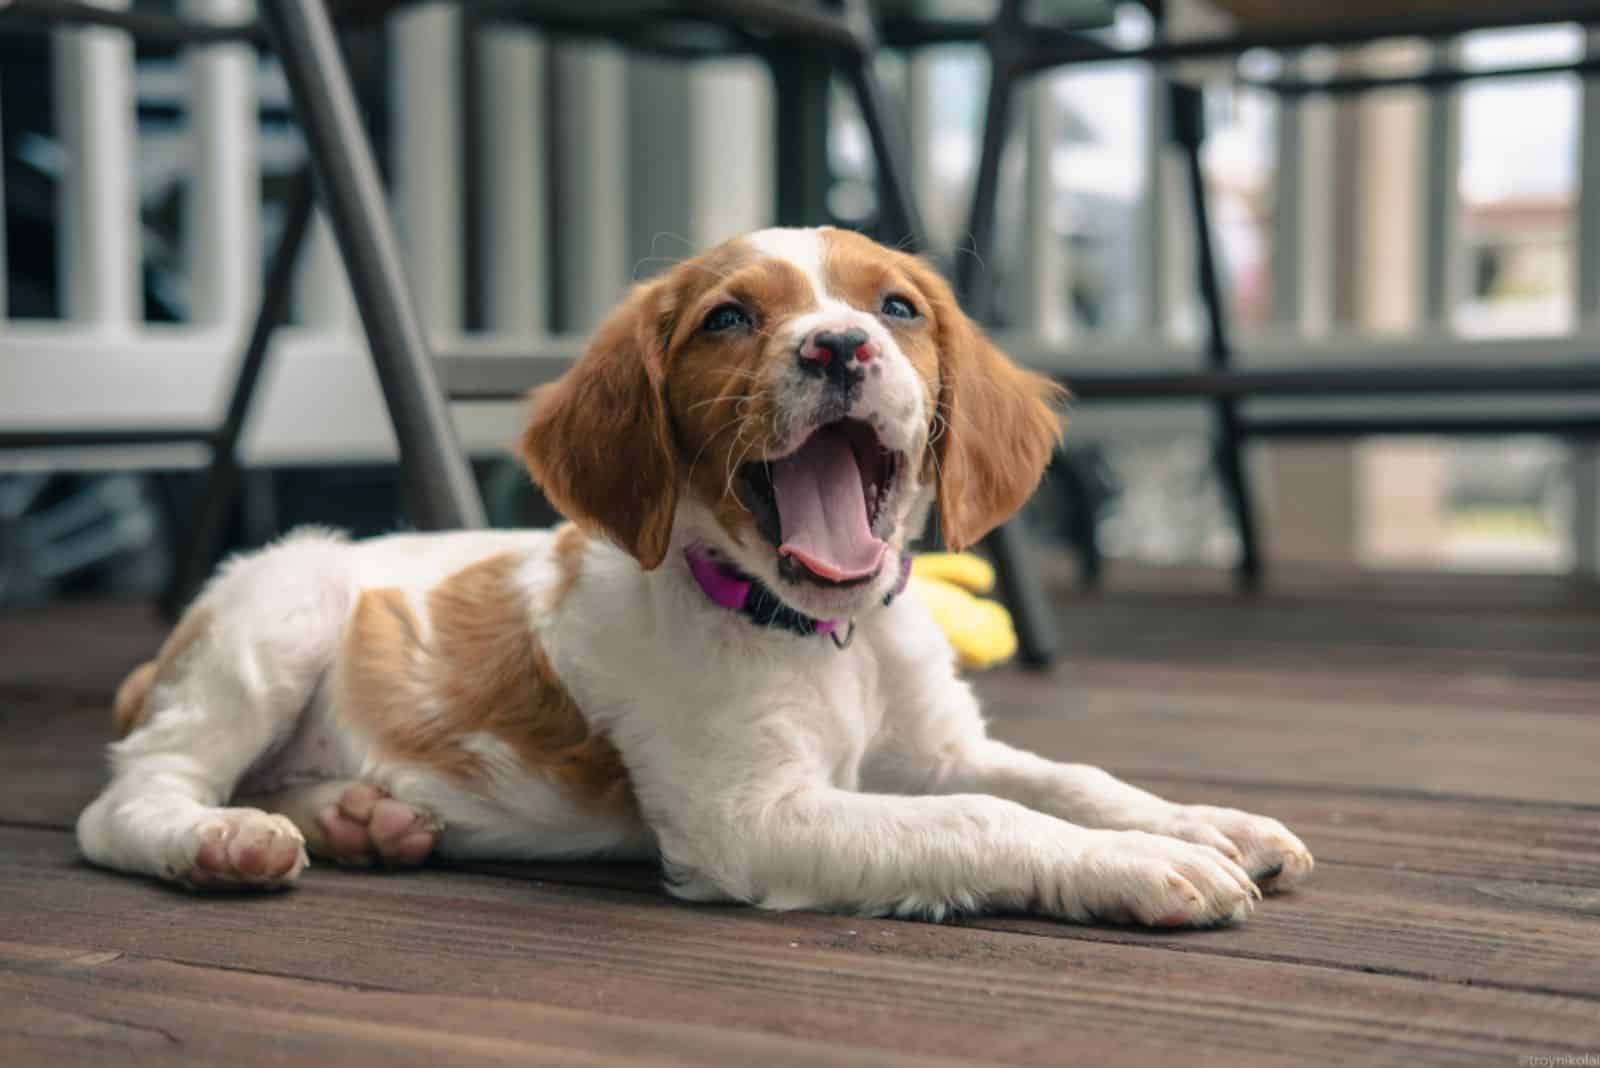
[242,780,439,869]
[76,530,354,890]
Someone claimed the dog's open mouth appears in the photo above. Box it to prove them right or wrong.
[736,419,901,587]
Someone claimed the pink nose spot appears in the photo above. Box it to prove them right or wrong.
[800,327,875,370]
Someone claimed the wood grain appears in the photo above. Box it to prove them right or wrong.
[981,680,1600,805]
[0,941,964,1068]
[1,830,1598,1068]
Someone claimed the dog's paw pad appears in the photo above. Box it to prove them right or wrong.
[185,810,307,890]
[1152,805,1314,894]
[1072,832,1260,929]
[316,783,439,869]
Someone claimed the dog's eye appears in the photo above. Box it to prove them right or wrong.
[880,295,919,321]
[703,303,753,333]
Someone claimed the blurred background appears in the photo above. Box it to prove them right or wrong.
[2,0,1597,606]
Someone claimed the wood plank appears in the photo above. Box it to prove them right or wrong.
[980,679,1600,805]
[1125,779,1600,888]
[4,824,1600,1006]
[1033,655,1600,715]
[1048,588,1600,659]
[0,700,112,832]
[1,828,1598,1067]
[459,848,1600,1002]
[1048,559,1600,614]
[970,860,1600,1000]
[0,599,163,700]
[0,942,955,1068]
[1039,577,1600,715]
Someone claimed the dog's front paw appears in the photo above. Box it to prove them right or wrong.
[1144,805,1314,893]
[1060,830,1260,928]
[181,809,308,890]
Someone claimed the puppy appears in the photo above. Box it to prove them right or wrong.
[80,227,1311,923]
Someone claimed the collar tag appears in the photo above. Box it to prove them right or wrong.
[829,621,857,651]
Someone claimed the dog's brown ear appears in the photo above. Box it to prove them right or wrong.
[920,270,1066,551]
[520,282,680,569]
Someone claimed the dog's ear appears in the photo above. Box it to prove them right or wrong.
[521,281,680,569]
[921,271,1066,551]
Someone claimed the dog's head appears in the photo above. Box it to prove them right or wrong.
[521,226,1065,621]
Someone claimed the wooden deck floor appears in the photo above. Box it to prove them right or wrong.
[3,571,1598,1066]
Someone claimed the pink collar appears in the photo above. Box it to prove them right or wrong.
[684,544,911,642]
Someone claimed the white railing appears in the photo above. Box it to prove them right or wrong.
[0,3,587,470]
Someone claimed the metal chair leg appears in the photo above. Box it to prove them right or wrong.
[161,166,316,617]
[1170,83,1262,588]
[768,50,834,227]
[841,49,926,251]
[953,0,1021,323]
[260,0,486,531]
[954,1,1059,668]
[987,518,1060,668]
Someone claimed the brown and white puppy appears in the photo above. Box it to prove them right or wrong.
[80,227,1311,922]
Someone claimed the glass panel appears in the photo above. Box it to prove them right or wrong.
[1047,60,1150,335]
[1455,25,1580,337]
[1201,86,1277,329]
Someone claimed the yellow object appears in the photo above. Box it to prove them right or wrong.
[909,552,1017,670]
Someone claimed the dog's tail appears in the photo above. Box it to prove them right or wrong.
[112,661,159,736]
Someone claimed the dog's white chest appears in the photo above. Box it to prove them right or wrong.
[814,650,886,790]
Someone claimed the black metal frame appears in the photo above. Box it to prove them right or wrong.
[40,0,1588,59]
[932,0,1600,608]
[1016,1,1600,71]
[944,0,1265,652]
[1169,82,1261,587]
[1059,362,1600,400]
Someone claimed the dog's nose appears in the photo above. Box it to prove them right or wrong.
[800,327,876,371]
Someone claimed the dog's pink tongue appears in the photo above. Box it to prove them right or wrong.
[772,426,887,582]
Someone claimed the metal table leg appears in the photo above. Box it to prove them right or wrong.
[1171,83,1262,588]
[161,166,315,616]
[260,0,486,531]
